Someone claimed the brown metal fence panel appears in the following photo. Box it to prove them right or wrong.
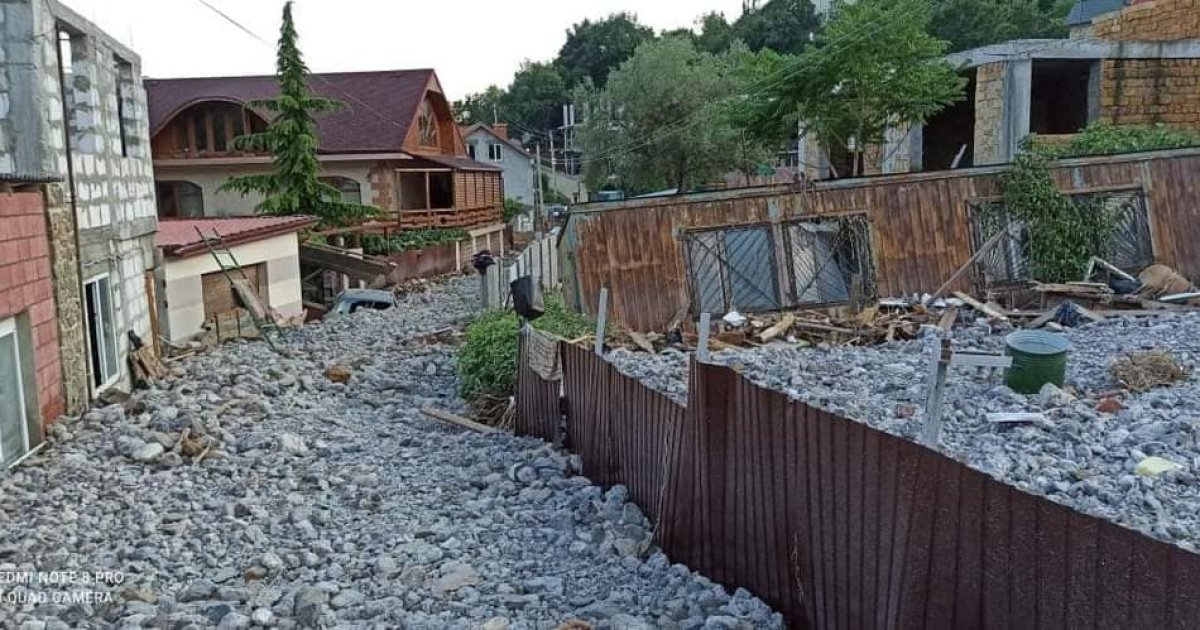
[519,342,1200,630]
[560,343,683,522]
[514,332,561,443]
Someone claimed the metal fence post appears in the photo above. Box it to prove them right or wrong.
[697,312,711,362]
[595,287,608,356]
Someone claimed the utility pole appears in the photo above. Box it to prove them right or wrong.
[492,102,498,126]
[549,131,556,175]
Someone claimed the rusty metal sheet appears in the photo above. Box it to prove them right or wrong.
[514,333,561,443]
[523,335,1200,630]
[566,150,1200,332]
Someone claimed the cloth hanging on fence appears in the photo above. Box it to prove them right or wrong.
[526,328,563,381]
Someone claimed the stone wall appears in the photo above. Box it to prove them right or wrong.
[42,182,87,415]
[1100,58,1200,130]
[1093,0,1200,41]
[0,190,65,429]
[973,62,1006,165]
[1092,0,1200,132]
[369,161,397,211]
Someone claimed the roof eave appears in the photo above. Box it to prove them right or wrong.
[162,217,318,259]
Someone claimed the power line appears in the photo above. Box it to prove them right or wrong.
[571,0,934,170]
[189,0,418,139]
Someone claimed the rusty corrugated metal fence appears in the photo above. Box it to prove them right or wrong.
[515,336,1200,629]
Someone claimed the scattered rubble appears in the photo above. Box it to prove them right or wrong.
[0,275,781,630]
[605,311,1200,550]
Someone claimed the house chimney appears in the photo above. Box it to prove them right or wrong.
[493,123,509,141]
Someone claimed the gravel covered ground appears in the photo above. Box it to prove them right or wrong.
[0,276,780,630]
[607,313,1200,551]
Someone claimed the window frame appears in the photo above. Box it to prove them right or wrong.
[967,186,1154,290]
[488,143,504,162]
[0,317,31,468]
[782,213,875,308]
[84,275,120,391]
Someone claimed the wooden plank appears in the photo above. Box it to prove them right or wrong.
[758,314,795,343]
[937,306,959,331]
[419,405,498,433]
[929,229,1006,301]
[953,291,1010,322]
[143,271,162,357]
[629,331,656,354]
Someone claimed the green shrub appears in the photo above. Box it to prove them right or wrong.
[362,228,467,256]
[457,293,595,401]
[503,198,526,222]
[1036,122,1200,159]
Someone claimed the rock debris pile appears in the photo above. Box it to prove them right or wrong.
[0,276,781,630]
[607,313,1200,550]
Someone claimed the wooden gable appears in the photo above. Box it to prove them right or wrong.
[402,73,466,157]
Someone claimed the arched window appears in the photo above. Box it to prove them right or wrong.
[320,176,363,204]
[152,101,268,158]
[417,99,439,148]
[156,181,204,218]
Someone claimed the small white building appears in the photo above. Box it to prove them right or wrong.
[460,123,536,205]
[155,217,314,343]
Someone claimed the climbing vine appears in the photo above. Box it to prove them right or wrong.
[992,149,1121,283]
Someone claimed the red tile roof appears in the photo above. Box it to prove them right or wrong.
[157,216,317,258]
[146,70,434,154]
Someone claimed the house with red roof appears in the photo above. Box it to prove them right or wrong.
[146,69,504,229]
[155,216,316,343]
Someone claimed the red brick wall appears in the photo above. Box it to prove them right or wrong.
[0,192,64,427]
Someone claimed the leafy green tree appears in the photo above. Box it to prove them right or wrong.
[454,64,566,137]
[502,62,568,134]
[556,13,655,89]
[696,12,736,54]
[734,0,820,55]
[453,86,506,125]
[220,2,377,227]
[577,37,766,195]
[929,0,1072,52]
[736,0,965,175]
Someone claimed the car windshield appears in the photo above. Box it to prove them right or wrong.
[348,301,392,314]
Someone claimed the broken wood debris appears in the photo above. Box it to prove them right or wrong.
[420,405,499,434]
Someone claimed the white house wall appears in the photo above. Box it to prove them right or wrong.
[154,162,374,217]
[463,131,536,205]
[161,232,303,343]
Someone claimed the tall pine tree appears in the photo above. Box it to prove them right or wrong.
[220,1,378,227]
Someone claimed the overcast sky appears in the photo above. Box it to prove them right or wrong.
[66,0,748,100]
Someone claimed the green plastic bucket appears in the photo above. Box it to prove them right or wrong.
[1004,330,1071,394]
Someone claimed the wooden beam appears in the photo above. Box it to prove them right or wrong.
[419,405,498,434]
[953,291,1010,323]
[929,229,1005,301]
[758,314,795,343]
[424,171,432,210]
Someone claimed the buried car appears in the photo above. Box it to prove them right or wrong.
[332,289,397,315]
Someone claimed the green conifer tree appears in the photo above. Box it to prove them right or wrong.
[220,1,378,227]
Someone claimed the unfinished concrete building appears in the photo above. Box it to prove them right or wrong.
[919,0,1200,169]
[788,0,1200,177]
[1,0,158,401]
